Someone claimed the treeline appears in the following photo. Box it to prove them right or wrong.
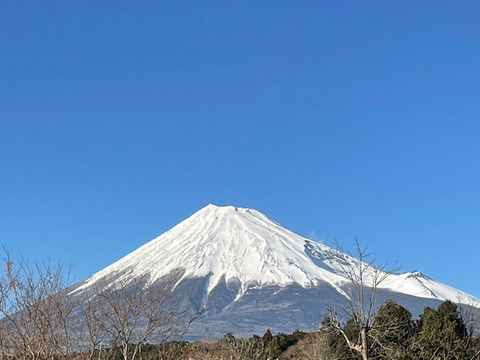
[0,252,199,360]
[67,300,480,360]
[321,299,480,360]
[1,250,479,360]
[98,330,307,360]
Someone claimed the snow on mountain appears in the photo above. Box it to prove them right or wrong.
[75,204,349,295]
[74,204,480,310]
[383,270,480,307]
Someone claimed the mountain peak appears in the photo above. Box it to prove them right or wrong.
[196,204,259,217]
[74,205,480,309]
[77,204,340,295]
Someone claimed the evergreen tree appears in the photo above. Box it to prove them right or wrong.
[369,300,416,359]
[265,331,307,358]
[321,316,360,359]
[418,300,474,360]
[262,329,273,343]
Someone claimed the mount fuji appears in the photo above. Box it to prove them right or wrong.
[70,204,480,339]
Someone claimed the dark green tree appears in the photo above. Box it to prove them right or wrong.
[262,329,273,343]
[369,300,416,359]
[418,300,474,360]
[265,331,307,358]
[321,316,361,359]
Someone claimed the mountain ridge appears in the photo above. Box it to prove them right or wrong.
[70,204,480,338]
[73,204,479,306]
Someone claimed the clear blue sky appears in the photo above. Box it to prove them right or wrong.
[1,1,479,297]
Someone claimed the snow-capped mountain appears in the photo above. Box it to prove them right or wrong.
[71,204,480,339]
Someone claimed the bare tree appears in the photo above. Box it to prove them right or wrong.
[281,332,339,360]
[0,249,75,360]
[221,334,267,360]
[0,245,207,360]
[76,282,111,360]
[326,237,398,360]
[87,269,203,360]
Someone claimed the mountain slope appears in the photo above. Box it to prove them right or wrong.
[71,204,480,338]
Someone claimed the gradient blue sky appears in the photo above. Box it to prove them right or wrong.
[1,1,479,297]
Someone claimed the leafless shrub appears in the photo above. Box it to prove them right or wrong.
[74,268,206,360]
[326,237,398,360]
[0,248,75,360]
[280,332,337,360]
[0,247,207,360]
